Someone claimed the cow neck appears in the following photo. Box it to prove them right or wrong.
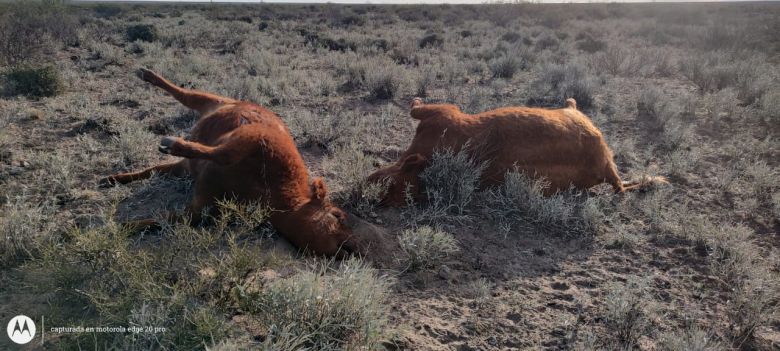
[269,151,313,211]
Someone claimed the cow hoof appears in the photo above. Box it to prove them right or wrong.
[159,136,177,154]
[99,176,118,187]
[411,97,423,108]
[137,68,157,83]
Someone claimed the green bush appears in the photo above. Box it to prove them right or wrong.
[0,197,53,268]
[419,33,444,49]
[0,2,78,65]
[530,62,596,109]
[403,146,486,225]
[398,226,459,271]
[500,31,522,43]
[658,326,722,351]
[365,63,406,100]
[490,55,523,79]
[4,65,64,98]
[126,24,159,42]
[482,168,602,237]
[322,143,385,217]
[576,36,607,53]
[604,279,649,348]
[237,259,390,350]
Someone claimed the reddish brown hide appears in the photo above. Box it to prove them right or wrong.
[368,98,667,206]
[101,69,371,257]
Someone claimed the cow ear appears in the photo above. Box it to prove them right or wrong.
[311,178,328,200]
[400,154,427,172]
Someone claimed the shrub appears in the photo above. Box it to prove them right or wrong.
[415,68,435,97]
[604,279,649,348]
[126,24,159,42]
[743,159,778,211]
[534,34,559,51]
[658,326,722,351]
[31,210,268,350]
[530,62,596,109]
[592,45,639,76]
[398,226,459,271]
[759,90,780,124]
[4,65,64,98]
[0,2,78,65]
[490,55,522,79]
[286,109,362,150]
[112,118,158,167]
[365,63,406,100]
[321,143,385,217]
[237,259,390,350]
[678,52,770,104]
[0,198,53,268]
[576,36,607,53]
[93,4,123,18]
[500,31,522,43]
[405,146,486,224]
[482,169,602,237]
[419,33,444,48]
[35,150,78,197]
[726,262,779,346]
[636,87,694,151]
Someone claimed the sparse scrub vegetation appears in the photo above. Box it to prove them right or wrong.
[397,226,459,271]
[3,65,64,98]
[0,3,778,349]
[365,64,406,100]
[658,326,722,351]
[592,45,639,77]
[603,279,650,348]
[126,24,159,42]
[237,259,391,350]
[112,118,159,167]
[575,35,606,53]
[322,143,385,216]
[405,147,486,224]
[482,169,602,237]
[489,54,523,79]
[0,197,53,268]
[418,33,444,49]
[0,1,78,65]
[530,61,597,109]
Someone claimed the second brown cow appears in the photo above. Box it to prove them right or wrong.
[368,98,666,206]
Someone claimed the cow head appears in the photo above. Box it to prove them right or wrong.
[367,153,428,206]
[290,178,384,257]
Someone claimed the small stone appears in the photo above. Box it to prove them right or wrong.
[438,265,453,280]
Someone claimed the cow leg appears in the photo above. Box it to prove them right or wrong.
[138,68,236,115]
[100,161,188,187]
[157,126,264,166]
[604,161,626,193]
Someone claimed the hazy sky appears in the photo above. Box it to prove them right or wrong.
[77,0,762,3]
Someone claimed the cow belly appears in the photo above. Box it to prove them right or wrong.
[192,162,268,204]
[483,145,604,193]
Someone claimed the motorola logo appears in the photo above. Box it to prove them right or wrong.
[6,315,36,344]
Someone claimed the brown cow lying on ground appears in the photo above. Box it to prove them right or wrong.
[101,69,379,257]
[368,98,667,206]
